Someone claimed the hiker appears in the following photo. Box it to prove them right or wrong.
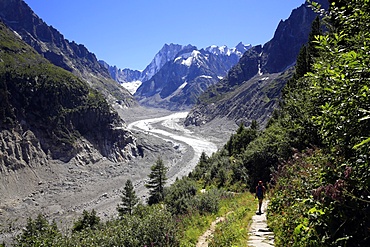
[255,180,266,214]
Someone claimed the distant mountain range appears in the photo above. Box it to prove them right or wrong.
[101,42,251,109]
[100,43,190,92]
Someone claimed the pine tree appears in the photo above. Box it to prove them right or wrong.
[117,179,139,216]
[145,157,168,205]
[72,209,100,232]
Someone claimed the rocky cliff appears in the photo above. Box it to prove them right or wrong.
[0,0,136,107]
[0,21,138,173]
[185,0,329,127]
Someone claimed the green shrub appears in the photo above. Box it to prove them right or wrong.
[72,209,101,232]
[15,214,61,247]
[164,177,198,215]
[191,189,224,215]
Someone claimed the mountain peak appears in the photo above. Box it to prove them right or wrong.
[104,42,251,97]
[205,43,251,57]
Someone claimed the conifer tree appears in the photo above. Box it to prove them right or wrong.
[145,157,168,205]
[72,209,100,232]
[117,179,139,216]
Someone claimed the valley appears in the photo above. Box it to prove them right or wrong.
[0,106,236,240]
[4,0,366,245]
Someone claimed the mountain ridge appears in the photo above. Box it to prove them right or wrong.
[0,0,136,107]
[100,42,251,97]
[130,42,251,109]
[185,0,329,126]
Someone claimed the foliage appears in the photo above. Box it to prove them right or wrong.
[268,1,370,246]
[15,205,179,247]
[190,122,263,191]
[15,214,61,246]
[268,149,327,246]
[241,122,292,189]
[164,177,197,215]
[72,209,101,233]
[191,189,224,215]
[209,193,255,247]
[97,204,179,247]
[225,121,259,157]
[117,179,139,216]
[145,157,168,205]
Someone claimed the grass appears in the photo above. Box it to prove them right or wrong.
[178,192,256,247]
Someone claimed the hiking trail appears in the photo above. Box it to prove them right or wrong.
[196,200,274,246]
[248,200,274,246]
[196,215,226,247]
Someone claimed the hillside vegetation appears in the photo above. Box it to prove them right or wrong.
[267,1,370,245]
[190,0,370,245]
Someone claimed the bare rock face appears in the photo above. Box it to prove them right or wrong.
[185,72,290,127]
[0,130,47,173]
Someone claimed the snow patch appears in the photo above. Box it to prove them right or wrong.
[258,62,263,76]
[120,80,142,94]
[13,30,22,39]
[199,75,212,79]
[178,82,188,89]
[182,56,193,67]
[205,43,251,58]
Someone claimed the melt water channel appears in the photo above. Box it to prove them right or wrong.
[128,112,218,183]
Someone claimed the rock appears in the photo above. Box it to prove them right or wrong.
[185,1,329,127]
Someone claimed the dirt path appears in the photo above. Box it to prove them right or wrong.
[196,216,225,247]
[248,200,274,246]
[196,200,275,247]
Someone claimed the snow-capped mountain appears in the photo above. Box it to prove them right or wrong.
[99,60,142,94]
[102,42,250,98]
[205,42,251,57]
[134,43,252,110]
[141,43,194,82]
[99,43,193,94]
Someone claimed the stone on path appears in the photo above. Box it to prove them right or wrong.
[248,200,274,247]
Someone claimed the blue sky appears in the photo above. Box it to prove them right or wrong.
[24,0,305,70]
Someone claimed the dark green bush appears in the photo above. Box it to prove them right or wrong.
[164,177,198,215]
[15,214,61,247]
[72,209,100,232]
